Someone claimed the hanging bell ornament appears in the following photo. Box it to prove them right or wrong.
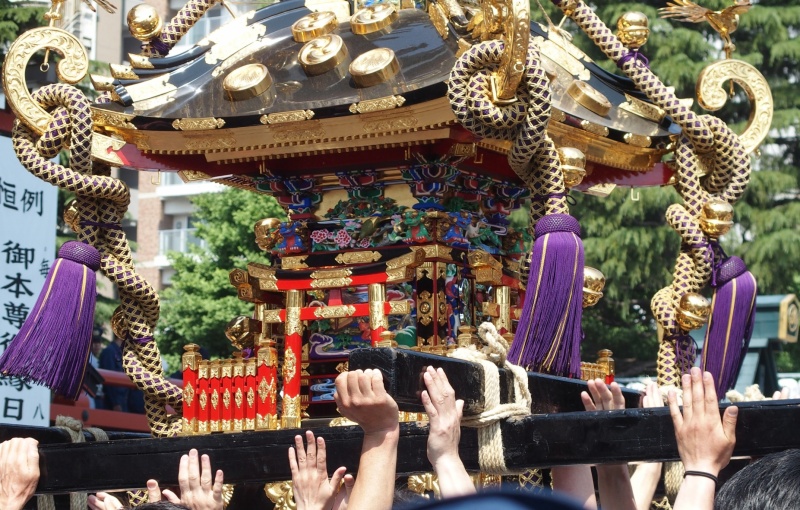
[557,147,587,188]
[583,266,605,308]
[225,316,261,350]
[676,292,711,332]
[616,12,650,50]
[110,306,127,340]
[63,199,80,233]
[699,199,734,239]
[127,4,163,42]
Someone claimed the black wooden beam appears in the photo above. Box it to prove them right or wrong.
[348,348,640,414]
[33,400,800,494]
[0,424,149,444]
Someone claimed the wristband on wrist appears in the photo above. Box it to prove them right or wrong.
[683,470,719,486]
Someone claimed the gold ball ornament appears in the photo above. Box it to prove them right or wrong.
[254,217,283,251]
[616,12,649,50]
[111,306,128,340]
[676,292,711,332]
[699,199,734,239]
[557,147,587,188]
[127,4,163,42]
[63,199,80,233]
[583,266,605,308]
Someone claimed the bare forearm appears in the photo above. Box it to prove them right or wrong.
[348,430,399,510]
[596,465,636,510]
[630,463,662,510]
[673,476,715,510]
[550,465,597,509]
[433,457,476,499]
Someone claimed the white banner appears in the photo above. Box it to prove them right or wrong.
[0,135,54,427]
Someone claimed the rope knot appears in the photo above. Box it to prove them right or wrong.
[448,322,532,474]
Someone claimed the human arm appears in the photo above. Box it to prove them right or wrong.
[0,438,39,510]
[289,430,347,510]
[421,366,476,499]
[630,383,664,510]
[149,448,223,510]
[582,380,637,510]
[670,368,737,510]
[550,465,597,509]
[333,369,399,510]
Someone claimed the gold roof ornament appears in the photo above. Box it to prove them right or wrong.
[660,0,752,59]
[127,3,163,42]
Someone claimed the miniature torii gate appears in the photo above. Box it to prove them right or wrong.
[225,251,422,429]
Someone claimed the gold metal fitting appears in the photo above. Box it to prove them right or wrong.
[616,11,649,50]
[291,11,338,43]
[567,80,612,117]
[110,63,139,80]
[699,199,734,239]
[299,34,348,76]
[225,316,260,350]
[127,3,163,42]
[223,63,273,101]
[561,0,578,17]
[90,74,115,92]
[350,3,399,35]
[349,47,399,87]
[676,293,711,332]
[128,53,154,69]
[596,349,615,378]
[557,146,587,188]
[63,198,80,232]
[583,266,605,308]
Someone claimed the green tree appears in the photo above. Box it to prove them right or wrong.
[537,1,800,367]
[0,0,44,67]
[156,188,286,357]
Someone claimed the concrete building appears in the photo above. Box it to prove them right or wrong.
[98,0,239,291]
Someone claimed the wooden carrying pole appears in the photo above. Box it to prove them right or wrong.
[28,401,800,494]
[17,348,800,494]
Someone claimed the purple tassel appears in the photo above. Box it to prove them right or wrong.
[509,214,584,377]
[701,256,757,395]
[0,241,101,399]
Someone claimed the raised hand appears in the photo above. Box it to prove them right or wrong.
[0,438,40,510]
[333,369,399,510]
[421,366,475,498]
[581,378,626,411]
[669,368,737,510]
[582,379,636,510]
[157,449,224,510]
[331,474,354,510]
[289,430,347,510]
[334,369,399,436]
[87,492,124,510]
[669,367,737,475]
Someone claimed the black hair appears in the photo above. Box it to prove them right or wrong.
[393,487,429,509]
[126,502,189,510]
[715,449,800,510]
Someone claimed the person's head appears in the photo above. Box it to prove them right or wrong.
[91,338,105,357]
[715,449,800,510]
[128,502,188,510]
[401,490,583,510]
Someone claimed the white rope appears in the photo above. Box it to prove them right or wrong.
[448,322,532,474]
[38,416,106,510]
